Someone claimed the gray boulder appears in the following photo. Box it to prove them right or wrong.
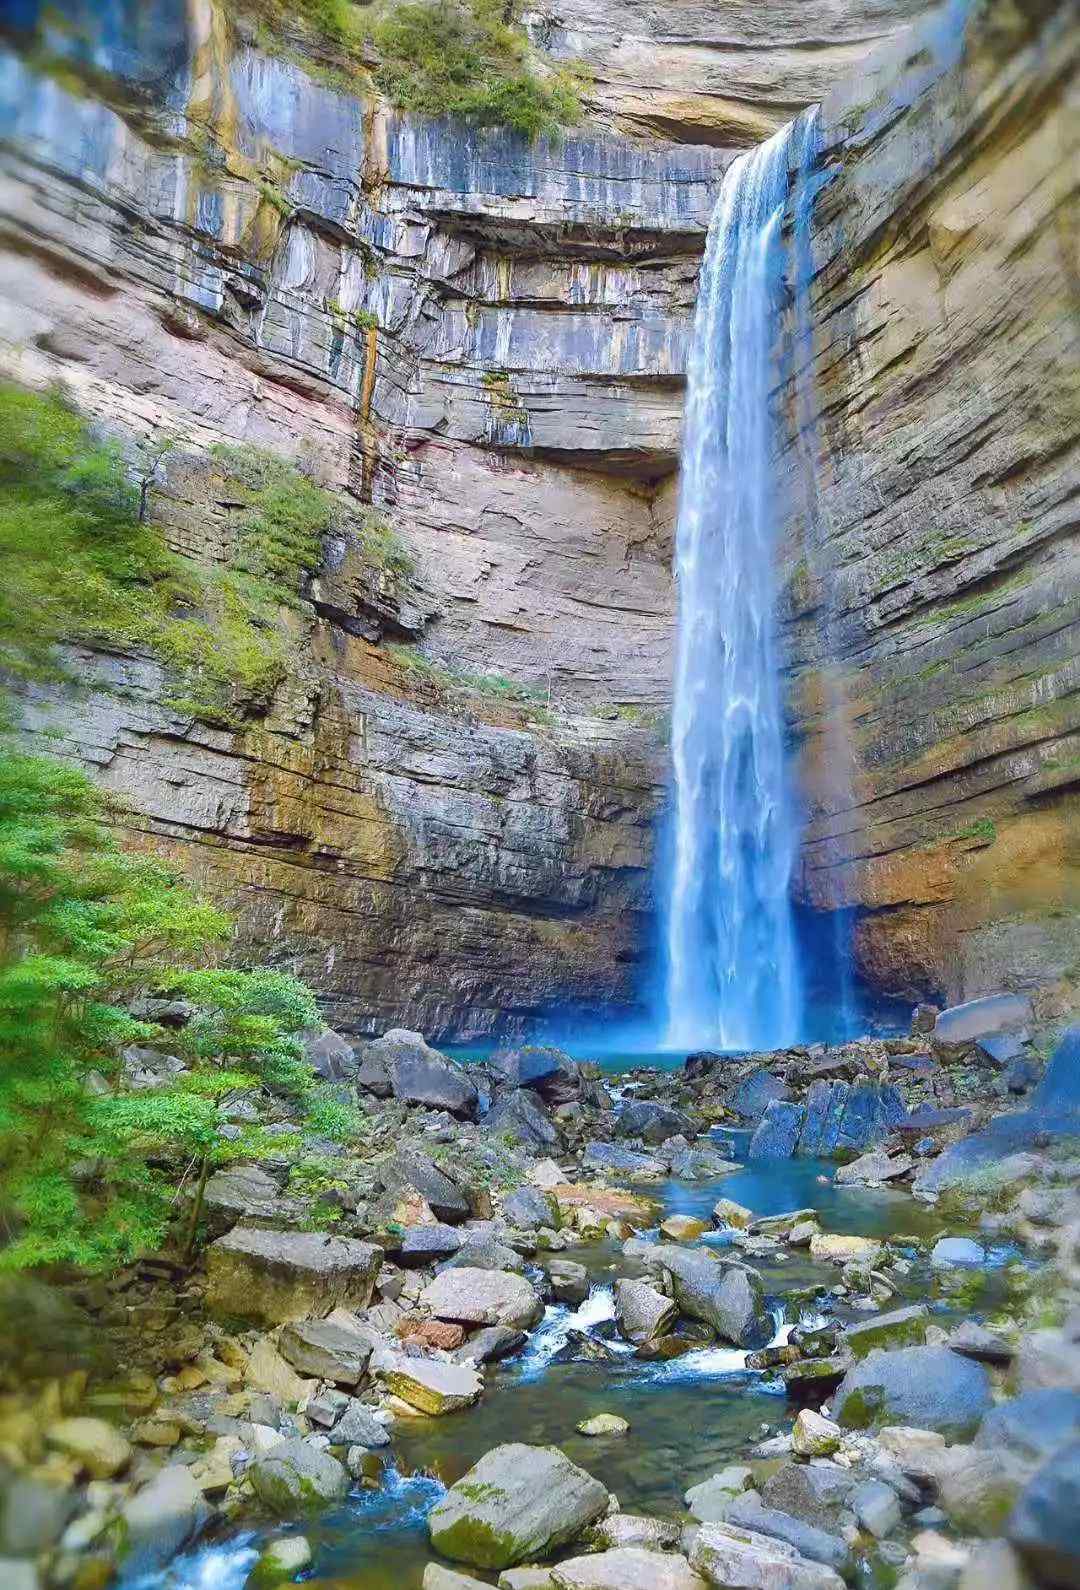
[421,1267,543,1330]
[733,1070,789,1120]
[206,1227,381,1325]
[0,1469,77,1556]
[931,1236,984,1266]
[582,1142,664,1177]
[761,1462,854,1530]
[661,1250,772,1347]
[302,1029,358,1081]
[491,1046,581,1104]
[428,1442,609,1569]
[328,1400,391,1449]
[689,1523,845,1590]
[250,1439,348,1515]
[748,1101,804,1160]
[121,1465,210,1575]
[726,1492,852,1573]
[834,1345,992,1438]
[975,1391,1080,1464]
[1008,1439,1080,1588]
[668,1145,741,1179]
[379,1148,469,1224]
[1031,1025,1080,1116]
[547,1259,590,1306]
[617,1100,695,1144]
[277,1318,372,1385]
[444,1237,525,1273]
[399,1224,464,1265]
[453,1325,526,1364]
[797,1080,850,1156]
[485,1088,561,1149]
[361,1031,478,1118]
[934,993,1032,1046]
[502,1185,558,1230]
[614,1278,676,1345]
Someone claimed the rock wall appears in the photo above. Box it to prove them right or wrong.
[783,0,1080,1012]
[1,0,1073,1035]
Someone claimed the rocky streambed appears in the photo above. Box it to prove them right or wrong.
[2,1014,1079,1590]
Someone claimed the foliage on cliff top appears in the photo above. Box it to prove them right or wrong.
[243,0,583,139]
[0,387,412,726]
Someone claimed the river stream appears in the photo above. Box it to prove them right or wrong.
[148,1129,1017,1590]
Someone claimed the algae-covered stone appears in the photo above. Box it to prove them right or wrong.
[843,1304,929,1359]
[247,1536,312,1588]
[249,1439,348,1515]
[792,1409,841,1457]
[428,1443,609,1569]
[809,1233,882,1265]
[576,1413,628,1436]
[378,1354,482,1415]
[661,1215,709,1241]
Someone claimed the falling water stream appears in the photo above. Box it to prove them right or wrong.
[664,113,821,1053]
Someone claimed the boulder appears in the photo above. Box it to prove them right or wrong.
[0,1471,76,1556]
[486,1089,560,1149]
[367,1030,478,1117]
[760,1463,854,1530]
[791,1410,841,1458]
[796,1080,849,1156]
[328,1400,391,1448]
[685,1467,753,1523]
[576,1414,628,1437]
[851,1478,901,1539]
[713,1198,753,1229]
[836,1081,907,1151]
[582,1142,664,1177]
[120,1465,210,1576]
[591,1514,681,1551]
[937,1443,1031,1534]
[206,1227,381,1324]
[377,1355,482,1415]
[726,1493,852,1573]
[1011,1330,1080,1393]
[1030,1025,1080,1116]
[948,1320,1012,1365]
[200,1164,302,1234]
[835,1150,912,1185]
[400,1223,465,1264]
[957,1540,1037,1590]
[503,1185,558,1231]
[843,1305,929,1359]
[1008,1439,1080,1588]
[251,1536,313,1586]
[491,1046,582,1104]
[277,1318,372,1385]
[546,1259,589,1306]
[302,1029,358,1081]
[421,1268,544,1330]
[669,1145,741,1179]
[660,1215,709,1242]
[748,1101,804,1160]
[454,1325,526,1364]
[975,1390,1080,1463]
[447,1238,525,1273]
[423,1567,493,1590]
[614,1278,677,1345]
[689,1522,846,1589]
[379,1149,470,1224]
[809,1233,881,1265]
[661,1250,772,1347]
[44,1419,131,1479]
[733,1071,790,1120]
[249,1439,348,1515]
[934,994,1033,1046]
[428,1443,609,1569]
[834,1346,992,1437]
[551,1547,707,1589]
[617,1100,695,1144]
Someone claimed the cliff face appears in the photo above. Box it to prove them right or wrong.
[0,0,1074,1035]
[783,0,1080,1013]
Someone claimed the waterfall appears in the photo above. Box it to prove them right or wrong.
[664,113,820,1053]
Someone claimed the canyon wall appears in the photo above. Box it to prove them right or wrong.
[0,0,1073,1034]
[783,0,1080,1013]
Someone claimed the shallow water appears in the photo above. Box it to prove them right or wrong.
[157,1144,1015,1590]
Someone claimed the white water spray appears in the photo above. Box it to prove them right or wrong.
[664,113,821,1051]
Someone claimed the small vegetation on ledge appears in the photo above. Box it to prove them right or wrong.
[387,643,553,724]
[239,0,584,139]
[0,387,415,727]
